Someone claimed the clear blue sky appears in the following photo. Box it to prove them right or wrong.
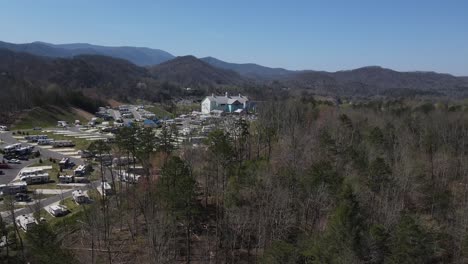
[1,0,467,75]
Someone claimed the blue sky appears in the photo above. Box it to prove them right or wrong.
[1,0,467,75]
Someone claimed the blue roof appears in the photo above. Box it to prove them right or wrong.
[143,119,157,127]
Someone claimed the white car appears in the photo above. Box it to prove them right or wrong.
[7,159,21,164]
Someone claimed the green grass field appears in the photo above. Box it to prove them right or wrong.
[13,106,89,130]
[146,105,174,119]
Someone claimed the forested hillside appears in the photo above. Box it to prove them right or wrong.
[0,49,183,120]
[3,99,468,263]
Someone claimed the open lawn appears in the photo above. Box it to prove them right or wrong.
[39,197,86,226]
[12,106,91,130]
[146,105,174,119]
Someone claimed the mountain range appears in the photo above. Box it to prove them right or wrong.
[1,40,468,99]
[0,41,175,66]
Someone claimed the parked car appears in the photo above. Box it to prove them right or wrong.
[7,159,21,164]
[15,193,31,202]
[0,170,4,175]
[33,127,42,131]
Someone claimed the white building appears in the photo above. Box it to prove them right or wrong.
[201,93,249,114]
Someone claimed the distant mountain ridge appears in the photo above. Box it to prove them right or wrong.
[0,41,175,66]
[200,56,293,79]
[1,40,468,98]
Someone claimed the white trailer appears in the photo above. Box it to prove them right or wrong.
[3,143,21,153]
[97,182,113,196]
[58,157,71,168]
[72,190,89,204]
[52,140,75,148]
[117,171,141,184]
[16,215,37,231]
[74,165,87,176]
[48,205,69,217]
[0,182,28,195]
[58,175,74,184]
[57,121,68,127]
[20,174,49,184]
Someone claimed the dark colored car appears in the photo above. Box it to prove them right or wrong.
[15,193,31,202]
[0,170,4,175]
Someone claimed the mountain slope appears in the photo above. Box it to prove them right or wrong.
[0,41,175,66]
[201,56,293,79]
[48,42,175,65]
[0,41,70,57]
[149,56,246,87]
[0,48,156,115]
[283,66,468,97]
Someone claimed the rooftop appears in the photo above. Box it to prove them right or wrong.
[205,92,248,104]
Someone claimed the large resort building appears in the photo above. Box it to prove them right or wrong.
[201,92,249,114]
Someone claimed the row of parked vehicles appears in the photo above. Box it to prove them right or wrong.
[2,143,37,162]
[25,135,75,147]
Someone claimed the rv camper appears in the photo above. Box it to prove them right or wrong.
[48,205,69,217]
[16,215,37,231]
[37,138,53,145]
[59,158,73,169]
[98,182,113,196]
[72,190,89,204]
[19,168,50,184]
[25,135,48,143]
[0,182,28,195]
[58,175,74,184]
[74,165,87,176]
[57,121,68,127]
[52,140,75,148]
[118,171,141,184]
[3,143,21,153]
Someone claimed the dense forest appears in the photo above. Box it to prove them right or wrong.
[2,98,468,263]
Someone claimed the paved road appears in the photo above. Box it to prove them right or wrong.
[0,158,38,184]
